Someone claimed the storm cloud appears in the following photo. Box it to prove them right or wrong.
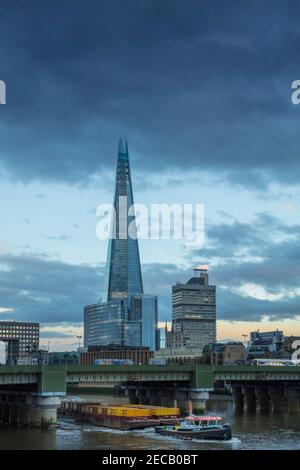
[0,253,103,323]
[1,210,300,327]
[0,1,300,188]
[0,1,300,341]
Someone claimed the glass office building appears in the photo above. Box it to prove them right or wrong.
[84,140,159,351]
[130,294,158,352]
[84,301,126,347]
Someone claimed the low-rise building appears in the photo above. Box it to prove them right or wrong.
[48,351,79,365]
[80,344,153,365]
[202,342,246,365]
[154,346,203,364]
[247,330,284,360]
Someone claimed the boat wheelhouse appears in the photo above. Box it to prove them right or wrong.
[181,415,223,428]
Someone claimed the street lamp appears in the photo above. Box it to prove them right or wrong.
[242,334,248,347]
[76,335,82,350]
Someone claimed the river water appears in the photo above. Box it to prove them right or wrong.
[0,396,299,450]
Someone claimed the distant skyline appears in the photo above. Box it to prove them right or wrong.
[0,0,300,350]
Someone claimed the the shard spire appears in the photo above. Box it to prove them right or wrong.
[102,140,143,301]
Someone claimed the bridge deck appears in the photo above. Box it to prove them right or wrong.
[0,365,299,394]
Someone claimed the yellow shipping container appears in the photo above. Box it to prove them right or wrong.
[105,405,151,418]
[150,407,179,416]
[124,404,179,416]
[90,403,178,418]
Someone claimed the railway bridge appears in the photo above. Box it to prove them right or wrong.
[213,365,300,412]
[0,364,299,426]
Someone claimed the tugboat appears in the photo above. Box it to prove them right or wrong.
[155,415,232,441]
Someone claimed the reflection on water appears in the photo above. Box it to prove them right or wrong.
[0,396,299,450]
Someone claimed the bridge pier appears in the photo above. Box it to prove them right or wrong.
[148,388,161,406]
[10,403,20,426]
[256,386,270,412]
[159,388,175,407]
[18,405,30,427]
[0,392,61,428]
[232,386,244,411]
[190,389,209,413]
[38,396,61,427]
[1,404,10,425]
[173,387,209,414]
[136,388,150,405]
[126,386,174,407]
[286,388,300,412]
[269,386,286,412]
[243,386,256,411]
[173,388,190,414]
[128,388,139,405]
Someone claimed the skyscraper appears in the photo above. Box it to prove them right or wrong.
[165,266,216,355]
[102,139,143,301]
[84,140,159,351]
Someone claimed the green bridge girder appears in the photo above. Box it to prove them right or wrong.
[0,364,300,395]
[213,365,300,383]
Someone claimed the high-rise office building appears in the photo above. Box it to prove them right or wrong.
[166,266,216,355]
[84,140,159,351]
[0,321,39,364]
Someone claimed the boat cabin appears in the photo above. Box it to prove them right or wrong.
[181,416,223,429]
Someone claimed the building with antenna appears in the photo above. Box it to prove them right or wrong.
[84,140,159,352]
[158,267,216,362]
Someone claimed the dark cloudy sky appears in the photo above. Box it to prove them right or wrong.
[0,0,300,348]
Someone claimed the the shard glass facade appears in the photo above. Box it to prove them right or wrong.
[84,140,159,352]
[102,140,143,301]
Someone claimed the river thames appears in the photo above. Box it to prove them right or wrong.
[0,397,299,450]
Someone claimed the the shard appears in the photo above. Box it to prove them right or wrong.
[84,140,159,352]
[102,139,143,301]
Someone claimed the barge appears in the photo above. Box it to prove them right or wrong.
[59,400,181,430]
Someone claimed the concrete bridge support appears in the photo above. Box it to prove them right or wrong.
[286,388,300,412]
[173,388,190,414]
[18,405,30,426]
[159,388,175,408]
[148,389,161,406]
[256,386,270,412]
[269,386,286,412]
[243,386,256,411]
[128,388,139,405]
[190,389,209,414]
[0,391,61,427]
[172,387,209,414]
[36,396,61,427]
[136,388,150,405]
[232,386,244,411]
